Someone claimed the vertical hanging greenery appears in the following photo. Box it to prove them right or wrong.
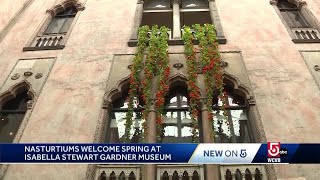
[126,25,170,142]
[124,26,149,143]
[126,24,227,143]
[182,26,201,143]
[154,26,170,141]
[183,24,229,141]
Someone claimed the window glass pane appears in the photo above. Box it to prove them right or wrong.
[162,125,178,142]
[0,113,25,143]
[180,111,191,122]
[278,1,297,9]
[56,7,77,16]
[181,11,212,27]
[286,11,309,28]
[212,110,232,143]
[227,94,245,106]
[109,112,144,143]
[141,12,173,30]
[44,18,66,34]
[181,125,194,142]
[59,17,74,34]
[182,0,209,9]
[181,96,188,107]
[230,110,250,143]
[144,0,171,9]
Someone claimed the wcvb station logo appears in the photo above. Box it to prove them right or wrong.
[267,142,288,163]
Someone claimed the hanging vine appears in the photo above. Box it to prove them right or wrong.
[182,26,201,142]
[194,24,229,140]
[154,26,170,141]
[124,26,149,143]
[141,25,170,141]
[126,24,226,143]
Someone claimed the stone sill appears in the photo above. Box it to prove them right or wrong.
[23,45,65,51]
[292,39,320,43]
[128,37,227,47]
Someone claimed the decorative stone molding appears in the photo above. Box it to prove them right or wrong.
[11,73,20,80]
[297,0,307,7]
[173,62,183,70]
[35,73,43,79]
[248,96,256,105]
[270,0,277,5]
[27,100,34,109]
[314,65,320,71]
[102,76,130,108]
[46,0,85,17]
[0,81,36,108]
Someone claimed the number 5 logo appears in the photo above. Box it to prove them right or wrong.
[268,142,280,157]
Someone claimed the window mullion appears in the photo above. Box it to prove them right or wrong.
[224,96,237,143]
[172,1,181,39]
[177,95,182,140]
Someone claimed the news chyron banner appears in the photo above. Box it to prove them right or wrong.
[0,143,319,164]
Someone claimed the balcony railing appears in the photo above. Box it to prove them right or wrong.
[23,34,65,51]
[220,165,267,180]
[95,165,141,180]
[157,165,204,180]
[292,28,320,43]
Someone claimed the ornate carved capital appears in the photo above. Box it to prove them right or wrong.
[248,96,256,105]
[171,0,181,5]
[298,0,307,7]
[269,0,277,5]
[102,99,111,109]
[200,97,208,111]
[27,100,34,109]
[314,65,320,72]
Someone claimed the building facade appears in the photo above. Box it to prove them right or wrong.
[0,0,320,179]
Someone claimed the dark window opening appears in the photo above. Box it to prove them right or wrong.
[107,90,144,143]
[0,90,32,143]
[44,7,77,35]
[159,85,202,143]
[181,11,212,27]
[278,0,310,28]
[212,85,254,143]
[141,12,173,30]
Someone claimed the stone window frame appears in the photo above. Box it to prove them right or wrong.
[85,52,277,180]
[128,0,226,46]
[0,82,36,178]
[270,0,320,43]
[23,0,85,51]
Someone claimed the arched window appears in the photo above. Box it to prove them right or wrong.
[0,90,32,143]
[44,7,78,35]
[277,0,309,28]
[160,85,201,143]
[212,85,253,143]
[107,90,144,143]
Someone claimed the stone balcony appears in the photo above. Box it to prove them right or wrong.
[94,164,267,180]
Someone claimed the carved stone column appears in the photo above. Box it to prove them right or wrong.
[200,98,220,180]
[130,1,144,40]
[143,99,157,180]
[172,0,181,39]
